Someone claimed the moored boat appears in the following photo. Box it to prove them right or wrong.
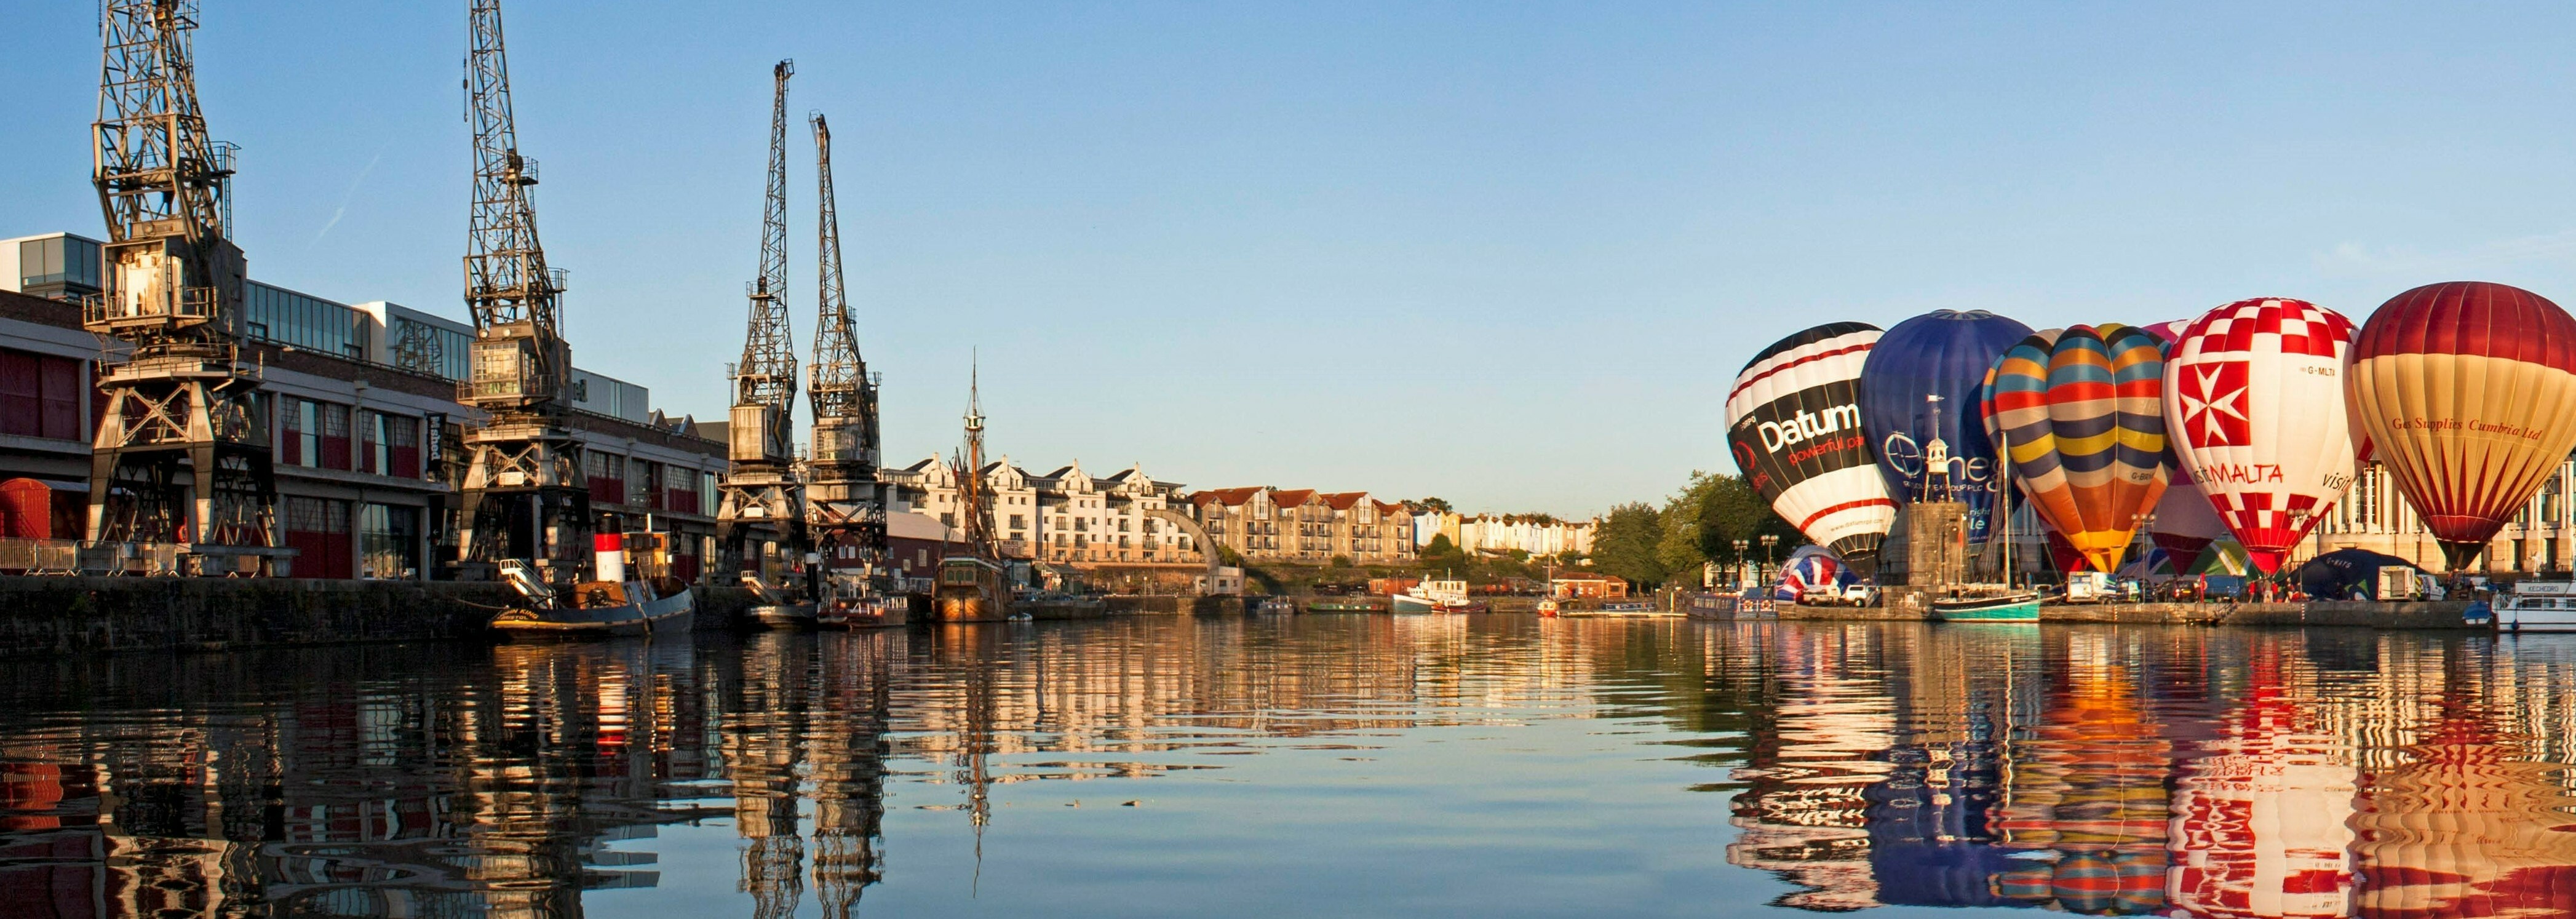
[2499,580,2576,632]
[488,554,696,640]
[1931,591,2041,623]
[747,602,817,629]
[932,555,1011,623]
[1257,597,1297,615]
[1394,578,1481,613]
[1536,597,1559,617]
[1306,597,1386,613]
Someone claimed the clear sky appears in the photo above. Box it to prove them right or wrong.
[7,2,2576,517]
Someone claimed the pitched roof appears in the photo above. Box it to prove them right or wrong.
[1189,487,1265,507]
[1321,491,1369,510]
[1268,488,1318,507]
[1373,500,1409,514]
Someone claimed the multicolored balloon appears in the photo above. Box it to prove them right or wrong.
[1982,324,2172,573]
[2348,282,2576,570]
[1728,322,1897,578]
[2163,298,2361,575]
[1858,309,2034,543]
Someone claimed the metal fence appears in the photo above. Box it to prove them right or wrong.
[0,538,186,576]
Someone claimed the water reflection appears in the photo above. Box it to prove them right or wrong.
[2,619,2575,916]
[1724,625,2576,918]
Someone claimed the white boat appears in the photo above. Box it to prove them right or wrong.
[1393,578,1484,613]
[2498,580,2576,632]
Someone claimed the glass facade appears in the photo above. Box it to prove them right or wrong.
[17,236,103,295]
[243,281,367,359]
[360,503,420,579]
[390,316,473,381]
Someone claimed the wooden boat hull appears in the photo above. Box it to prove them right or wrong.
[1933,595,2041,623]
[491,587,695,640]
[933,594,1009,623]
[820,595,910,629]
[747,603,817,630]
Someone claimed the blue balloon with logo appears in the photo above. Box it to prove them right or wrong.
[1858,309,2034,543]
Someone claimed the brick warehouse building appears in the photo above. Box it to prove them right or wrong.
[0,231,729,581]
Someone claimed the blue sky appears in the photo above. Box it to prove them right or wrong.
[7,2,2576,516]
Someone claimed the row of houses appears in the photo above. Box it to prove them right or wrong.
[1187,488,1418,565]
[1410,512,1599,559]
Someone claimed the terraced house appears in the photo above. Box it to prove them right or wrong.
[1188,487,1417,565]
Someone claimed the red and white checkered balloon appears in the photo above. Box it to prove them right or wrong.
[2162,298,2361,575]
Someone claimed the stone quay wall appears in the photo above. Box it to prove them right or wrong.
[0,577,768,657]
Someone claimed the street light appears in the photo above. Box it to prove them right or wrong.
[1732,538,1749,589]
[1760,534,1779,582]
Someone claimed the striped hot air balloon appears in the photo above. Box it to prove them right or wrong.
[1982,325,2173,573]
[1858,309,2035,544]
[1728,323,1898,578]
[2348,282,2576,571]
[2164,298,2362,575]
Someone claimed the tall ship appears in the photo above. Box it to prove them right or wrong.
[932,370,1011,623]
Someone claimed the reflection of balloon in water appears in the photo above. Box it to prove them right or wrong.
[1728,322,1897,578]
[1983,325,2173,573]
[2349,282,2576,571]
[1859,310,2035,543]
[2165,298,2362,575]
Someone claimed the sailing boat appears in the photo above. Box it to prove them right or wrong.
[932,364,1012,623]
[1933,399,2041,623]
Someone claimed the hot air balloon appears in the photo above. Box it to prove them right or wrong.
[1859,309,2035,543]
[2142,320,2236,573]
[1728,322,1897,578]
[2163,298,2361,575]
[1982,325,2171,573]
[2348,282,2576,571]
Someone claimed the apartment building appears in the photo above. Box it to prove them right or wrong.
[879,456,1207,568]
[1188,487,1417,565]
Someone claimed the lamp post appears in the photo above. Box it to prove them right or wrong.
[1733,538,1749,589]
[1760,534,1779,583]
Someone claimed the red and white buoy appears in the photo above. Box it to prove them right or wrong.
[594,532,626,583]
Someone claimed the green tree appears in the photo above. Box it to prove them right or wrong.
[1416,497,1455,512]
[1652,471,1799,582]
[1594,502,1668,587]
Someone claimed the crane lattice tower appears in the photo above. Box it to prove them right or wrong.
[85,0,281,573]
[455,0,590,582]
[717,60,811,573]
[805,112,888,595]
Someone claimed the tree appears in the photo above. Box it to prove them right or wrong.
[1329,554,1353,568]
[1653,471,1799,581]
[1593,502,1668,587]
[1416,497,1454,513]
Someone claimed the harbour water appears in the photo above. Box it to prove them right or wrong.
[3,618,2573,917]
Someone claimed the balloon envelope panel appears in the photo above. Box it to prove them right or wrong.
[2348,282,2576,570]
[2164,298,2361,575]
[1728,322,1897,576]
[1859,309,2034,544]
[1983,325,2172,573]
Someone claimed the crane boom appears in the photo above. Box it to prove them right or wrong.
[85,0,279,571]
[717,61,812,599]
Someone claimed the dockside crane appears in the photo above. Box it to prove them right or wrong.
[804,112,889,620]
[456,0,589,585]
[85,0,282,574]
[718,61,813,592]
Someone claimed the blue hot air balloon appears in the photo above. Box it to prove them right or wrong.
[1858,309,2035,543]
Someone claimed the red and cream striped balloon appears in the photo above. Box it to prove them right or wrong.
[2163,298,2361,575]
[2347,282,2576,571]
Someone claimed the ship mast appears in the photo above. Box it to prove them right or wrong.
[951,362,997,562]
[456,0,589,584]
[716,61,811,584]
[85,0,280,572]
[805,111,888,600]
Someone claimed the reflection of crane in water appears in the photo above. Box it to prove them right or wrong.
[812,631,894,918]
[731,634,814,919]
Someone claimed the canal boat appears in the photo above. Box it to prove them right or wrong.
[2498,579,2576,632]
[488,547,695,640]
[1306,597,1386,613]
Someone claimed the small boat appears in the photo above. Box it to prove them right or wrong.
[819,593,905,628]
[1536,597,1559,618]
[1257,597,1297,615]
[747,602,817,629]
[2499,580,2576,632]
[1931,591,2041,623]
[1599,600,1652,613]
[1393,578,1482,613]
[489,557,694,639]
